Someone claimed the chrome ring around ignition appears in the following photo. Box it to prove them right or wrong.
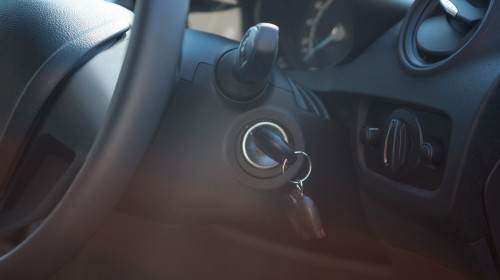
[242,121,289,169]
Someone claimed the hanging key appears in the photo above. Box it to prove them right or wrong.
[282,152,326,240]
[251,128,326,240]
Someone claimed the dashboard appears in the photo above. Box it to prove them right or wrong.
[2,1,500,279]
[186,0,500,278]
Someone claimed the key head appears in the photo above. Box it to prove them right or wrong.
[285,189,326,240]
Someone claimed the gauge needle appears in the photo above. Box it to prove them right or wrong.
[303,23,346,62]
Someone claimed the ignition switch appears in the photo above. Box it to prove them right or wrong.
[241,121,291,169]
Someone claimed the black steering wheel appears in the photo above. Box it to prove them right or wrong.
[0,1,188,278]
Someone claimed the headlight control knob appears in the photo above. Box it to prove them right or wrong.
[381,109,423,175]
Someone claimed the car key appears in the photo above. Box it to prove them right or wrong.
[282,152,326,240]
[252,128,326,240]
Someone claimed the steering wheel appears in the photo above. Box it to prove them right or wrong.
[0,0,188,278]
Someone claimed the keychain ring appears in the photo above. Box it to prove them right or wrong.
[282,151,312,185]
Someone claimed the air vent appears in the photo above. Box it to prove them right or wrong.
[400,0,489,67]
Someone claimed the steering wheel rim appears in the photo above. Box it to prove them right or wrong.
[0,0,188,278]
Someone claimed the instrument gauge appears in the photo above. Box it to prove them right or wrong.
[255,0,353,70]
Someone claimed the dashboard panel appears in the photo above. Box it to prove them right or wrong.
[96,0,500,278]
[3,0,500,279]
[186,0,500,278]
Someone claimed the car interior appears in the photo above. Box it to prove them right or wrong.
[1,0,500,279]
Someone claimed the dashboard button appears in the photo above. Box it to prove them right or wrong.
[420,142,444,165]
[360,126,381,146]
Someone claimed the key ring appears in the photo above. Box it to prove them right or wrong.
[282,151,312,185]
